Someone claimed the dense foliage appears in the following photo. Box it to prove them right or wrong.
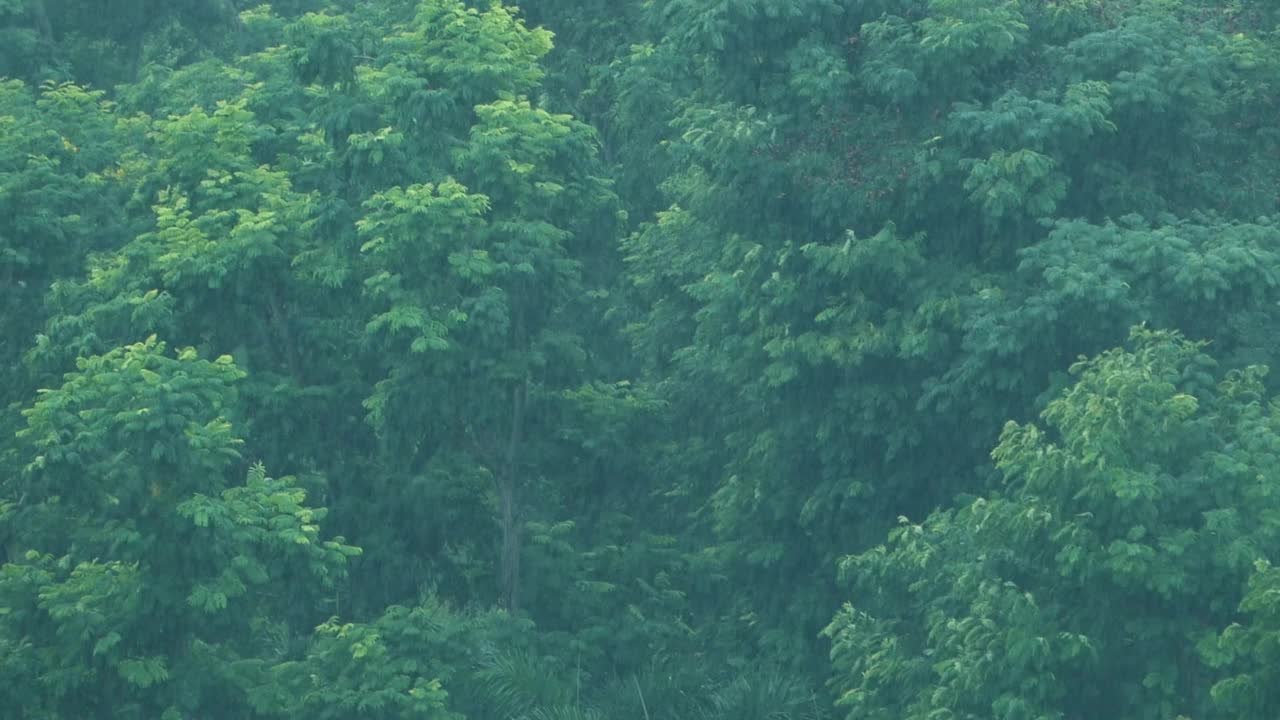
[4,0,1280,717]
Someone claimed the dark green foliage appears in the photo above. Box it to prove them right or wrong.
[825,329,1280,719]
[5,0,1280,717]
[0,338,357,719]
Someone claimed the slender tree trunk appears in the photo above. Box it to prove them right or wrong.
[266,286,302,382]
[125,33,144,84]
[28,0,54,43]
[208,0,246,47]
[214,0,241,25]
[498,378,526,612]
[499,475,520,611]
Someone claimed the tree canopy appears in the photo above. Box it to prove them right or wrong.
[4,0,1280,717]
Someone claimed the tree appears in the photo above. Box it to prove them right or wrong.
[350,0,621,612]
[0,337,358,718]
[613,0,1280,674]
[0,0,255,85]
[7,0,1280,716]
[825,328,1280,720]
[0,79,137,444]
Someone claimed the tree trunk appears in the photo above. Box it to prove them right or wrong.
[498,474,520,612]
[498,379,526,612]
[28,0,54,43]
[266,286,302,382]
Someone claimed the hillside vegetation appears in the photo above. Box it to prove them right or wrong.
[4,1,1280,718]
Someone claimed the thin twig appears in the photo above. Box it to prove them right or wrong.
[633,675,651,720]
